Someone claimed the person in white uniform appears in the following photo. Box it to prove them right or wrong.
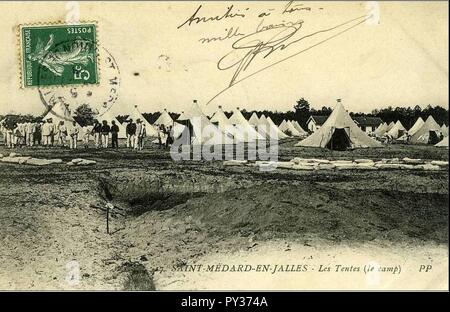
[68,121,80,149]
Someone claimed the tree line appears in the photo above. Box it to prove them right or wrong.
[240,99,448,130]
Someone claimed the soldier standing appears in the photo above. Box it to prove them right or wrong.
[126,119,136,149]
[111,120,120,148]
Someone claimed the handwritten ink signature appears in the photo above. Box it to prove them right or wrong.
[206,14,372,105]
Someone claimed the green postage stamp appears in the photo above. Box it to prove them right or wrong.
[20,23,98,88]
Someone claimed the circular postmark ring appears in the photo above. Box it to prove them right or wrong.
[36,37,120,122]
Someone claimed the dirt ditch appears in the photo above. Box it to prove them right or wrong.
[96,167,449,244]
[97,169,259,215]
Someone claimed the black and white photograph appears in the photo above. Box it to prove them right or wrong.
[0,0,448,293]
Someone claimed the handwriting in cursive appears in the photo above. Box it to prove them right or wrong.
[206,14,372,105]
[199,27,245,44]
[177,5,247,29]
[282,1,312,14]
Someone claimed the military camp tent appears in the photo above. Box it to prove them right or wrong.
[175,100,229,145]
[266,117,288,139]
[296,101,382,150]
[291,120,308,136]
[151,108,186,144]
[98,109,126,138]
[154,109,180,128]
[228,108,265,142]
[210,106,246,143]
[279,120,301,136]
[256,115,271,139]
[248,113,260,128]
[410,115,443,144]
[373,122,388,136]
[256,115,288,140]
[385,121,395,132]
[435,136,448,147]
[387,120,407,139]
[441,124,448,137]
[288,120,306,136]
[279,120,295,135]
[126,105,158,137]
[408,117,425,136]
[178,111,187,120]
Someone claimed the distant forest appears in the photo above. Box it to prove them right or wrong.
[2,98,448,130]
[134,98,449,130]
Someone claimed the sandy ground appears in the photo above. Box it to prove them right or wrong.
[0,140,448,290]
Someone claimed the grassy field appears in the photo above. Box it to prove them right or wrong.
[0,140,448,290]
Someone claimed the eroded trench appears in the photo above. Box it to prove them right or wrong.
[95,168,258,290]
[97,169,256,215]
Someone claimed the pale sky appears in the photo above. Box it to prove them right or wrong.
[0,1,448,117]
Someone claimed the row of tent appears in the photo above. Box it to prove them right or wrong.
[373,116,448,145]
[41,101,308,144]
[155,102,309,144]
[295,101,448,149]
[40,100,448,149]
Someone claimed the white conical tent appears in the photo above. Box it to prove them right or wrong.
[266,117,288,139]
[127,105,158,136]
[256,115,271,139]
[248,113,260,127]
[210,107,246,143]
[98,109,126,138]
[408,117,425,136]
[296,102,382,149]
[374,122,388,136]
[435,136,448,147]
[152,109,185,144]
[176,101,229,145]
[256,115,288,140]
[153,122,185,146]
[154,109,180,128]
[177,111,187,120]
[291,120,308,135]
[410,115,443,144]
[228,108,265,142]
[287,121,303,136]
[279,120,291,133]
[441,124,448,137]
[385,121,395,132]
[279,120,302,136]
[387,120,407,139]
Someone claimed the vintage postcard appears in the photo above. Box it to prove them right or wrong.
[0,1,448,293]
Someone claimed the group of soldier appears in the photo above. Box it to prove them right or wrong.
[0,117,150,150]
[124,118,147,150]
[0,119,80,149]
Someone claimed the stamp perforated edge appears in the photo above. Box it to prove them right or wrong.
[17,20,101,90]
